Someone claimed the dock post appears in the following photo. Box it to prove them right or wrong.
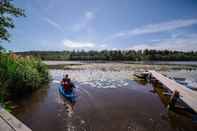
[148,70,197,113]
[146,73,151,82]
[168,90,180,110]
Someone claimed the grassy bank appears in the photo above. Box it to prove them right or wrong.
[0,53,49,103]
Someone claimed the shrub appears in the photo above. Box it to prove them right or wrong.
[0,53,49,100]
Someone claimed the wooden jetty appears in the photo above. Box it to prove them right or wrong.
[0,106,32,131]
[148,70,197,113]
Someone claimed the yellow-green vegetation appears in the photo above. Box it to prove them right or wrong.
[0,53,49,102]
[52,63,196,71]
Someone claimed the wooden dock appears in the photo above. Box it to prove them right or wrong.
[0,106,32,131]
[148,70,197,113]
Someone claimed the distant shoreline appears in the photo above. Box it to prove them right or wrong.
[43,60,197,66]
[43,60,197,71]
[15,50,197,61]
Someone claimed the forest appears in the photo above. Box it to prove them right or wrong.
[16,49,197,61]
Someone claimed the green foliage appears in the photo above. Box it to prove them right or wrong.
[0,45,5,53]
[0,0,25,42]
[17,50,197,61]
[0,53,49,100]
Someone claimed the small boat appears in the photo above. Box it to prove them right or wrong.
[134,71,149,79]
[58,85,76,103]
[173,77,186,81]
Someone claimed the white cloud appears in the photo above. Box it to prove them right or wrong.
[72,11,95,31]
[104,18,197,42]
[63,39,95,49]
[129,34,197,51]
[112,48,118,50]
[85,11,95,20]
[43,17,64,32]
[100,44,107,48]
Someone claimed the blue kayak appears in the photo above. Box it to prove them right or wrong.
[58,85,76,103]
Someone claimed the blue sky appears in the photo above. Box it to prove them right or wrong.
[1,0,197,51]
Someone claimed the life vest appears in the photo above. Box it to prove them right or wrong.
[63,81,70,90]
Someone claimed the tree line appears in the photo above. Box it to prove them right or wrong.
[16,49,197,61]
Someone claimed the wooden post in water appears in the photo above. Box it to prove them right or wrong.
[148,70,197,113]
[168,90,180,110]
[146,72,152,82]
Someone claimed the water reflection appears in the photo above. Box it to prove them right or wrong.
[144,75,197,128]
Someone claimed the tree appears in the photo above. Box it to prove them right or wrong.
[0,45,3,50]
[0,0,25,42]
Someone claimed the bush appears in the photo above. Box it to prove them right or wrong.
[0,53,49,100]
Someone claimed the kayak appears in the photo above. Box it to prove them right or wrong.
[58,85,76,103]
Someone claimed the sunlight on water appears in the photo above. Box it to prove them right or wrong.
[161,70,197,90]
[51,69,134,89]
[51,69,197,90]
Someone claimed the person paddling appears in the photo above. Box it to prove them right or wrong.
[67,78,75,92]
[61,74,70,91]
[60,74,76,108]
[61,74,75,92]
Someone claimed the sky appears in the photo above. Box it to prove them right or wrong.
[1,0,197,51]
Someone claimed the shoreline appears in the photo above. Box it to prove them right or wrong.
[45,62,197,71]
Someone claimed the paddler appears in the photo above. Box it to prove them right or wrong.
[61,74,75,92]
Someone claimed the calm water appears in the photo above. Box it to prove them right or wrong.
[12,65,197,131]
[128,61,197,65]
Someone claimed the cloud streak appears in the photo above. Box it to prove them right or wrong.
[129,34,197,51]
[104,18,197,42]
[72,11,95,32]
[128,19,197,35]
[43,17,64,33]
[63,39,95,49]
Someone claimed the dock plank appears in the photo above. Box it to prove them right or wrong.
[149,70,197,113]
[0,117,13,131]
[0,106,31,131]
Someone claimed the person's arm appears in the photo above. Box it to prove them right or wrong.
[61,80,64,86]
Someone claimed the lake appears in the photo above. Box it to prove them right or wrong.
[12,62,197,131]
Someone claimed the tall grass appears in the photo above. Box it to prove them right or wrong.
[0,53,49,101]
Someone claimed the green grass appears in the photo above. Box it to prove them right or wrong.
[0,53,49,101]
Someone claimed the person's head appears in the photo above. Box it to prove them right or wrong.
[65,74,68,78]
[63,74,69,79]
